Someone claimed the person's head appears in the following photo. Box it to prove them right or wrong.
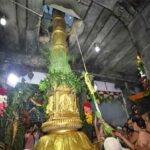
[132,116,146,131]
[104,137,122,150]
[26,128,30,133]
[147,112,150,121]
[145,111,150,131]
[123,122,134,134]
[142,112,148,121]
[127,117,133,129]
[122,126,127,132]
[121,126,128,136]
[26,126,33,134]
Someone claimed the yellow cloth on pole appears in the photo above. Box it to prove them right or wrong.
[34,131,95,150]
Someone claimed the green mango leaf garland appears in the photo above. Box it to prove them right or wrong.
[39,48,83,93]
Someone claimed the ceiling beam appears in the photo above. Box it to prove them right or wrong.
[72,68,138,84]
[93,0,118,10]
[78,2,103,49]
[25,0,43,54]
[81,8,111,56]
[82,16,119,63]
[0,52,47,69]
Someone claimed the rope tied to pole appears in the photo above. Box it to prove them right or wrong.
[74,29,113,135]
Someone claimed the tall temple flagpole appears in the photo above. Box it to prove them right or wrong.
[35,10,95,150]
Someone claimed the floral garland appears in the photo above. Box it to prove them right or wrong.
[83,72,113,135]
[137,53,149,90]
[83,102,92,124]
[0,88,7,117]
[129,53,150,101]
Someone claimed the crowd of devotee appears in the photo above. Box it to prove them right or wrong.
[18,104,150,150]
[94,104,150,150]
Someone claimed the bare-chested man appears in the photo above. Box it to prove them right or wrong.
[116,117,150,150]
[127,117,138,144]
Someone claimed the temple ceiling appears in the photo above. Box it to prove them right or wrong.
[0,0,150,83]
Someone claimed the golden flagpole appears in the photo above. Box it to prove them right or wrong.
[35,10,95,150]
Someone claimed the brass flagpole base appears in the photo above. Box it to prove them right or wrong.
[34,131,94,150]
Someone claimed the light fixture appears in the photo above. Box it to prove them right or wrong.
[7,73,19,87]
[94,42,101,52]
[95,45,100,52]
[0,17,7,26]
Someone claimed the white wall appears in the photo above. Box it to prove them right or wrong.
[19,72,46,85]
[94,80,128,126]
[94,80,122,92]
